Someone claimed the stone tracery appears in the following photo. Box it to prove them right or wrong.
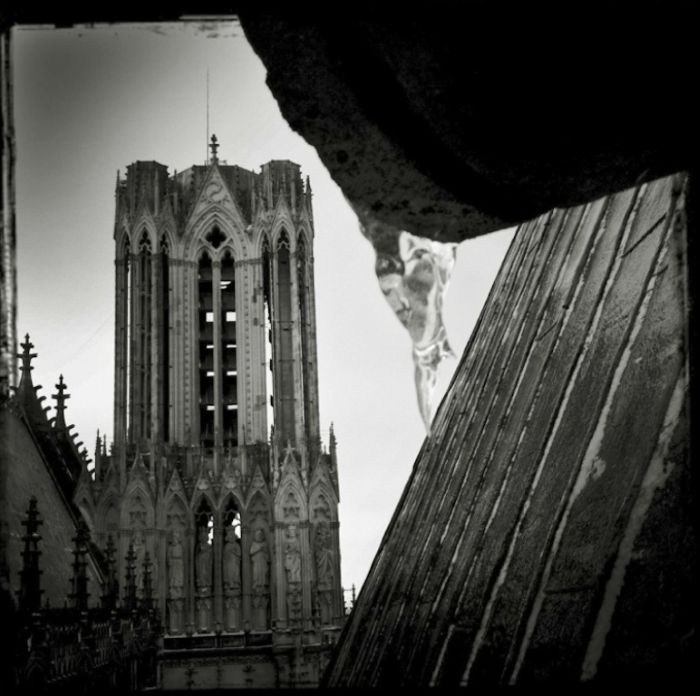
[85,149,343,685]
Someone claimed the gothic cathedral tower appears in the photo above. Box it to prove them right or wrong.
[93,138,343,688]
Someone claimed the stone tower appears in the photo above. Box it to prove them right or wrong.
[92,137,343,688]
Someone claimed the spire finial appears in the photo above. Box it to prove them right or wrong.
[94,429,102,473]
[209,134,219,164]
[52,374,70,431]
[19,334,37,375]
[329,422,337,468]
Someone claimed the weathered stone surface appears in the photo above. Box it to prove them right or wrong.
[239,6,697,243]
[324,173,695,686]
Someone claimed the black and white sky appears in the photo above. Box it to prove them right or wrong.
[13,19,514,593]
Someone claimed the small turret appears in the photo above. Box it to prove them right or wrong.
[17,333,37,398]
[94,430,102,481]
[209,134,220,165]
[69,520,91,611]
[329,422,337,464]
[15,335,52,432]
[101,534,118,610]
[19,496,43,612]
[52,374,70,432]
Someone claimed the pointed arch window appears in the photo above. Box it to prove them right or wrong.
[296,235,311,441]
[123,234,132,440]
[135,229,152,440]
[159,234,171,442]
[198,252,214,446]
[262,236,274,434]
[276,230,295,443]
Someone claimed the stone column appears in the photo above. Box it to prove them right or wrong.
[288,245,306,449]
[247,258,269,443]
[213,513,223,632]
[241,525,251,628]
[113,255,128,447]
[186,525,195,635]
[331,520,343,623]
[188,260,199,446]
[274,523,287,627]
[299,521,313,629]
[304,245,321,444]
[169,259,182,443]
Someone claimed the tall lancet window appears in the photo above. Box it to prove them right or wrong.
[262,237,274,435]
[124,234,132,441]
[198,252,215,447]
[221,251,237,448]
[138,230,152,440]
[276,231,295,443]
[296,235,311,441]
[159,234,170,442]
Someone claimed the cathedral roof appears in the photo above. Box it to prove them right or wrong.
[11,335,93,508]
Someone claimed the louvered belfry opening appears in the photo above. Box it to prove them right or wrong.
[104,153,342,687]
[198,251,214,447]
[221,251,237,448]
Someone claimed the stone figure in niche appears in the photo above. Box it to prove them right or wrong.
[314,522,334,590]
[167,529,185,598]
[132,531,146,592]
[195,526,213,593]
[284,525,302,584]
[223,527,242,594]
[249,529,270,591]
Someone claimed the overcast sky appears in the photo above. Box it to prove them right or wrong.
[13,20,514,595]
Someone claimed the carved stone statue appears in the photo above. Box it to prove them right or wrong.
[167,529,184,598]
[285,523,303,621]
[223,527,242,594]
[314,522,334,590]
[373,230,457,429]
[249,528,270,591]
[283,525,301,584]
[195,526,212,593]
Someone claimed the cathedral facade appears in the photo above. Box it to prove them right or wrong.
[84,138,343,688]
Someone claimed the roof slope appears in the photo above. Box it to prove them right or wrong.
[325,173,695,686]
